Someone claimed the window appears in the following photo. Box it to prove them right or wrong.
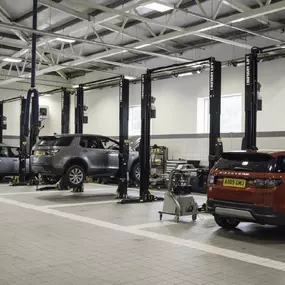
[100,137,119,150]
[0,147,8,157]
[38,136,74,147]
[197,94,242,133]
[277,156,285,173]
[80,137,103,149]
[129,106,141,136]
[9,147,19,157]
[129,106,152,136]
[214,153,276,173]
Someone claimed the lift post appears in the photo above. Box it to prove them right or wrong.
[19,98,27,183]
[61,88,71,134]
[140,71,156,201]
[208,58,222,169]
[117,77,129,198]
[75,85,84,134]
[0,102,3,144]
[243,48,259,150]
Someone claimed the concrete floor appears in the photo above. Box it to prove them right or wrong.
[0,183,285,285]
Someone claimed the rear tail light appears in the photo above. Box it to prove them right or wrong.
[208,175,215,184]
[255,178,282,189]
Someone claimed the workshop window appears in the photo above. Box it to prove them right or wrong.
[197,94,242,133]
[129,106,141,136]
[129,106,152,136]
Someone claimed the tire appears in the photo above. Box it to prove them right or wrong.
[214,215,240,229]
[130,161,140,184]
[64,165,85,188]
[42,175,60,185]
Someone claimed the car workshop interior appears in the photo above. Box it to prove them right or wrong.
[2,0,285,284]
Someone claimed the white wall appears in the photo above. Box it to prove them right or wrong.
[2,39,285,165]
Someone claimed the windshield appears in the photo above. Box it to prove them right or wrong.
[214,153,276,173]
[38,136,74,147]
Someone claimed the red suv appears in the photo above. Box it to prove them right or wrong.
[207,150,285,229]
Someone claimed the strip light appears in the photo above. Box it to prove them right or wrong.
[2,57,22,63]
[124,75,137,80]
[55,37,75,43]
[135,44,151,49]
[143,2,173,12]
[178,70,201,77]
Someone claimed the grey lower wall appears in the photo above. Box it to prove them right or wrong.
[4,132,285,166]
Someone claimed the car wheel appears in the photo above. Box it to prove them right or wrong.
[130,161,140,184]
[42,175,61,185]
[214,215,240,229]
[64,165,85,188]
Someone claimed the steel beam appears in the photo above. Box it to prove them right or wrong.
[39,0,178,54]
[0,2,285,86]
[223,0,282,28]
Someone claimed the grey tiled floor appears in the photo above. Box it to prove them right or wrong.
[0,184,285,285]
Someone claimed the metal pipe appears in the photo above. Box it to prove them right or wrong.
[150,58,211,73]
[0,22,189,63]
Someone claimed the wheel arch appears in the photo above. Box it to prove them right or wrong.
[64,157,88,174]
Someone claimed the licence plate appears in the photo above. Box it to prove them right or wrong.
[223,178,246,188]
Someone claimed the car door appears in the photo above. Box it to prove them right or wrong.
[0,146,14,175]
[79,136,108,175]
[9,147,20,174]
[100,136,119,176]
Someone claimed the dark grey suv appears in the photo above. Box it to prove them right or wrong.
[31,134,140,187]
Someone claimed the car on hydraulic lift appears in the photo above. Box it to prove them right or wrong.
[30,134,140,187]
[0,143,32,181]
[207,150,285,229]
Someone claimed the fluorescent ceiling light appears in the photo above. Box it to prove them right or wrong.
[44,94,52,97]
[2,57,22,63]
[231,18,245,23]
[124,75,136,80]
[135,43,151,49]
[178,71,193,77]
[143,2,173,12]
[55,37,75,43]
[73,85,79,88]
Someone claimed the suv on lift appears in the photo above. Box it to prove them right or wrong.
[31,134,140,187]
[0,143,30,180]
[208,150,285,229]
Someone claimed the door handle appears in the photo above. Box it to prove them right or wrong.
[13,159,18,161]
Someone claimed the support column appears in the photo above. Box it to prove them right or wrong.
[208,58,222,169]
[118,77,129,198]
[75,85,84,134]
[19,98,27,183]
[0,102,3,144]
[140,71,152,201]
[61,88,71,134]
[243,49,258,150]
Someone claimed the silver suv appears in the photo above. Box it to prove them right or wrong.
[31,134,140,187]
[0,143,30,180]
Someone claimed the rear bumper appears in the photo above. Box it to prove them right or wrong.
[31,164,63,176]
[208,199,285,226]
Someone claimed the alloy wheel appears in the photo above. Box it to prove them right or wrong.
[135,165,140,180]
[69,168,84,185]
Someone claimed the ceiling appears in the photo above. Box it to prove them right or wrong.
[0,0,285,86]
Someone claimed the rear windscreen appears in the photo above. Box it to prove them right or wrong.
[38,137,74,147]
[214,153,276,173]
